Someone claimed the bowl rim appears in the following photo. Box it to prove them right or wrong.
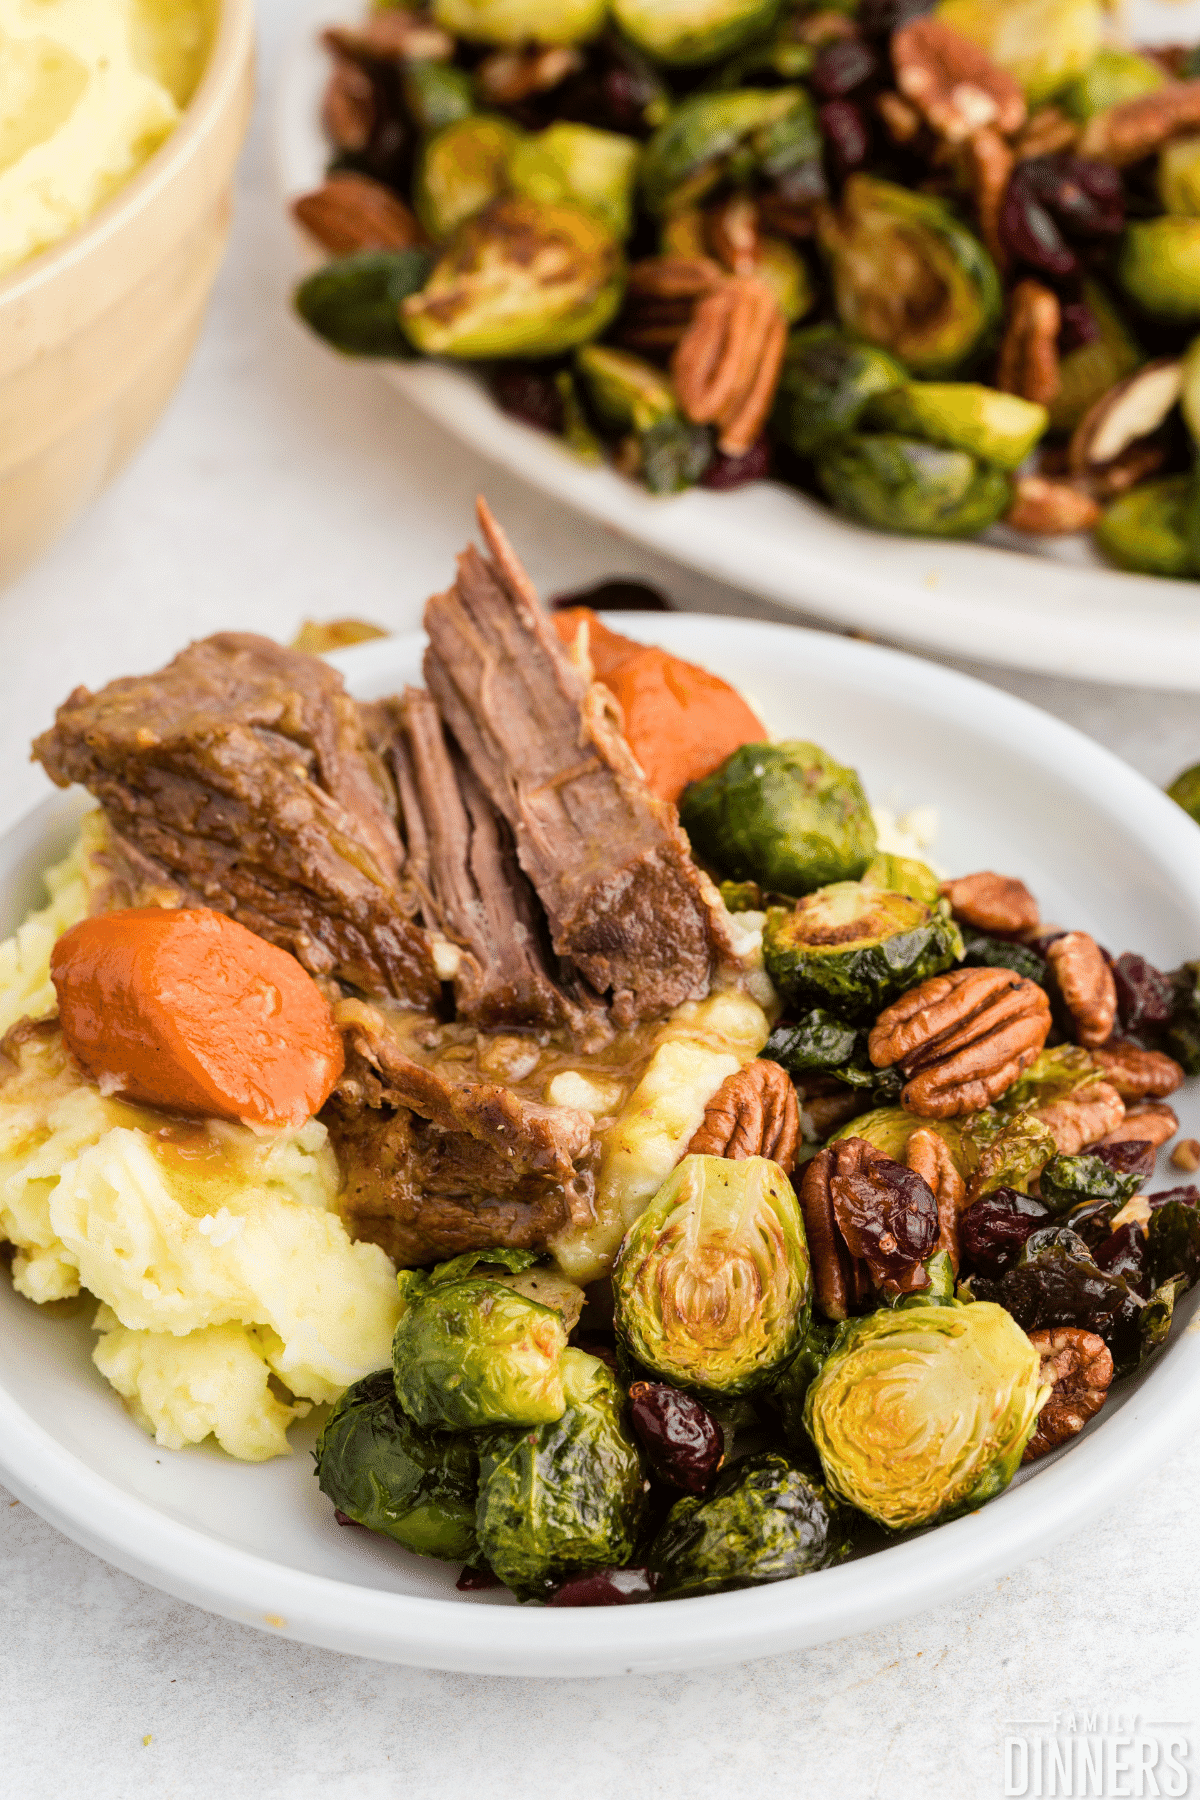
[3,616,1200,1677]
[0,0,256,313]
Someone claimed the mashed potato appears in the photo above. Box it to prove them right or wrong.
[0,810,108,1038]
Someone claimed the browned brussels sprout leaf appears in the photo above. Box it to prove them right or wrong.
[295,249,434,356]
[649,1450,848,1598]
[1039,1152,1144,1217]
[960,933,1047,986]
[1148,1196,1200,1290]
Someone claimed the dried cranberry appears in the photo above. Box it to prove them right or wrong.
[811,39,879,99]
[334,1508,363,1529]
[547,580,671,613]
[820,100,870,177]
[490,366,565,434]
[700,437,772,490]
[1000,176,1078,278]
[960,1188,1051,1277]
[1094,1139,1156,1180]
[1113,953,1175,1033]
[1092,1221,1148,1290]
[1148,1184,1200,1209]
[628,1382,724,1493]
[1000,157,1125,278]
[1059,300,1102,353]
[456,1565,502,1591]
[831,1160,938,1290]
[546,1567,657,1606]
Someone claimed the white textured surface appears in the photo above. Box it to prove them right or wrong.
[1,1,1199,1792]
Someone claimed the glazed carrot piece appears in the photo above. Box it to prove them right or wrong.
[51,908,344,1129]
[554,608,766,804]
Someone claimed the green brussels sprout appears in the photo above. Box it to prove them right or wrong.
[960,932,1047,985]
[719,878,763,912]
[815,434,1013,538]
[968,1113,1061,1199]
[1095,475,1196,579]
[314,1370,479,1561]
[1047,280,1142,435]
[508,123,640,239]
[403,60,475,133]
[1160,137,1200,219]
[763,882,963,1022]
[770,324,906,458]
[432,0,607,45]
[1148,1198,1200,1291]
[1119,219,1200,323]
[414,116,524,241]
[556,370,605,462]
[402,198,625,359]
[430,1247,589,1330]
[1039,1151,1143,1216]
[831,1106,982,1180]
[678,739,877,896]
[475,1349,645,1601]
[612,0,783,68]
[649,1450,847,1598]
[766,1313,837,1452]
[936,0,1104,106]
[818,177,1002,377]
[762,1010,861,1078]
[864,383,1048,472]
[640,417,715,492]
[641,89,821,216]
[804,1303,1047,1529]
[392,1266,568,1431]
[293,249,433,357]
[613,1153,811,1398]
[861,852,942,905]
[997,1045,1100,1116]
[575,344,677,433]
[1167,762,1200,825]
[1062,48,1164,123]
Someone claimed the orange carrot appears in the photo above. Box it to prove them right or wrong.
[554,609,766,803]
[51,908,345,1129]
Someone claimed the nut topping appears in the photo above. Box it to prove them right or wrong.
[996,280,1062,408]
[869,966,1052,1119]
[906,1126,966,1270]
[1034,1081,1125,1155]
[671,276,788,457]
[1045,932,1117,1047]
[323,15,455,65]
[1004,476,1102,536]
[962,126,1014,267]
[618,256,726,354]
[1078,78,1200,167]
[687,1059,800,1172]
[293,174,424,255]
[1097,1101,1179,1152]
[477,45,583,107]
[939,871,1039,936]
[322,58,376,154]
[1012,105,1079,162]
[892,18,1026,144]
[1022,1327,1112,1461]
[1089,1042,1184,1101]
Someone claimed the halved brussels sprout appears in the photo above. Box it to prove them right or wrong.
[679,740,877,896]
[414,115,524,241]
[1119,219,1200,323]
[818,177,1002,377]
[831,1106,983,1180]
[805,1302,1047,1529]
[996,1045,1099,1117]
[640,418,715,492]
[770,325,906,458]
[1047,281,1142,436]
[576,344,678,433]
[475,1349,645,1601]
[1095,475,1195,579]
[613,0,783,69]
[763,882,963,1022]
[613,1154,811,1399]
[861,853,942,906]
[403,60,475,134]
[641,89,821,216]
[508,123,640,239]
[936,0,1104,106]
[864,383,1048,472]
[815,435,1013,538]
[294,249,433,357]
[392,1266,568,1430]
[649,1450,847,1598]
[1062,48,1164,123]
[314,1369,479,1561]
[766,1313,836,1452]
[432,0,608,45]
[1160,137,1200,219]
[402,197,626,358]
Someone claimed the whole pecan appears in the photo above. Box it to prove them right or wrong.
[800,1138,936,1318]
[1022,1327,1112,1461]
[706,195,761,278]
[687,1059,800,1173]
[996,280,1062,407]
[671,277,788,456]
[1097,1101,1178,1152]
[1089,1042,1184,1101]
[962,125,1014,266]
[1045,931,1117,1048]
[323,15,455,64]
[875,90,924,145]
[477,44,583,106]
[892,17,1026,144]
[1034,1080,1125,1155]
[1005,476,1102,536]
[939,871,1039,936]
[1013,105,1079,162]
[869,967,1052,1118]
[906,1126,966,1270]
[1078,78,1200,167]
[618,256,726,354]
[293,174,423,255]
[322,58,376,154]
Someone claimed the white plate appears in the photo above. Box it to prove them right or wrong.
[2,618,1200,1675]
[276,0,1200,689]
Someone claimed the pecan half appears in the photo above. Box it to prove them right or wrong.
[1013,105,1079,162]
[869,967,1052,1118]
[1022,1327,1112,1461]
[800,1138,935,1318]
[963,125,1013,266]
[939,871,1039,936]
[1089,1043,1184,1101]
[322,58,376,154]
[1004,476,1102,536]
[996,280,1062,407]
[1034,1080,1125,1155]
[1045,932,1117,1048]
[618,256,726,354]
[707,195,761,278]
[323,15,454,65]
[875,90,924,146]
[906,1126,966,1270]
[1078,78,1200,167]
[671,277,788,456]
[687,1059,799,1172]
[293,174,423,255]
[1097,1101,1178,1152]
[893,17,1026,144]
[477,44,583,106]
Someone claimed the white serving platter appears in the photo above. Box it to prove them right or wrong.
[1,617,1199,1675]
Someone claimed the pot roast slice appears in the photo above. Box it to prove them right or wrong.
[32,633,439,1007]
[423,500,735,1025]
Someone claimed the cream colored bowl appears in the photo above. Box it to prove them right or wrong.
[0,0,255,588]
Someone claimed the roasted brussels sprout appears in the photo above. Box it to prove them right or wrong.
[402,60,475,134]
[1039,1151,1143,1217]
[432,0,608,46]
[613,1154,811,1399]
[475,1349,646,1601]
[960,933,1047,986]
[764,882,963,1022]
[1095,475,1195,579]
[936,0,1104,106]
[575,344,677,433]
[762,1010,861,1079]
[861,853,942,906]
[392,1266,568,1431]
[402,198,625,359]
[1047,281,1143,436]
[612,0,783,69]
[1062,48,1164,122]
[968,1114,1059,1199]
[414,116,524,241]
[815,435,1013,538]
[508,123,640,239]
[314,1370,480,1561]
[294,249,433,357]
[1167,764,1200,826]
[649,1450,847,1598]
[1148,1195,1200,1290]
[770,325,906,458]
[1160,137,1200,219]
[640,418,715,492]
[804,1303,1047,1529]
[864,383,1048,472]
[818,177,1003,377]
[641,89,821,216]
[679,740,877,896]
[1119,220,1200,323]
[766,1314,837,1452]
